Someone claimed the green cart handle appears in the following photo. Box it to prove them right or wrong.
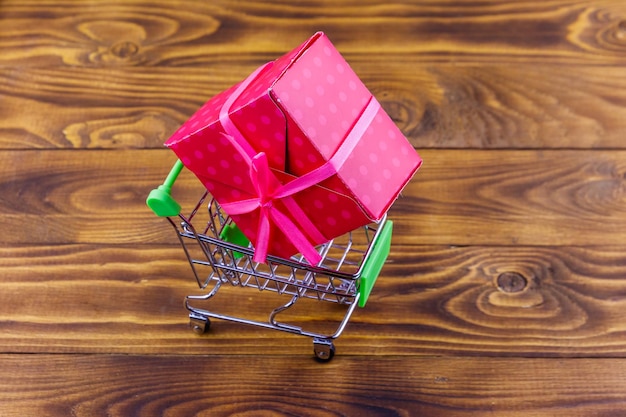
[146,159,184,217]
[358,220,393,308]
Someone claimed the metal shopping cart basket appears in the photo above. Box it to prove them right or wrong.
[147,160,393,361]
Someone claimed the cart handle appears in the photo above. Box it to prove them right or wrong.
[146,159,184,217]
[358,220,393,308]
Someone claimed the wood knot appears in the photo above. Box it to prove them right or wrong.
[496,272,528,293]
[602,19,626,46]
[110,41,140,58]
[613,20,626,42]
[380,99,412,131]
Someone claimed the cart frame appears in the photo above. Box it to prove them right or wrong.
[148,160,392,361]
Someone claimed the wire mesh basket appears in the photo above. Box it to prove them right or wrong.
[148,160,392,361]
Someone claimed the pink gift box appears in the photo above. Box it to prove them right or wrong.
[166,32,422,263]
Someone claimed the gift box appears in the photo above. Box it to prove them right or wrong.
[165,32,422,264]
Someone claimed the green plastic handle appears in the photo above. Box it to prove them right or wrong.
[146,159,184,217]
[358,220,393,308]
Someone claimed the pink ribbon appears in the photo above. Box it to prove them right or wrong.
[218,62,380,264]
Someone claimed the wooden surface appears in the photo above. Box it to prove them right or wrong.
[2,0,626,415]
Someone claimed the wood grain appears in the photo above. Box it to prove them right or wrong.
[1,354,626,417]
[394,149,626,246]
[1,149,624,246]
[3,244,626,356]
[2,0,626,150]
[3,0,626,414]
[2,63,626,149]
[2,0,626,67]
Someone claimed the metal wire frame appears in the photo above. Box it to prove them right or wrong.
[168,191,387,354]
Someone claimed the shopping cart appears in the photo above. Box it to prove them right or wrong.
[147,160,393,361]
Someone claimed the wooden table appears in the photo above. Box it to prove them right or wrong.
[2,1,626,415]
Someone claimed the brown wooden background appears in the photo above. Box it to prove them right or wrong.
[2,0,626,415]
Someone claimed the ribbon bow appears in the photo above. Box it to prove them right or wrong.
[220,150,324,264]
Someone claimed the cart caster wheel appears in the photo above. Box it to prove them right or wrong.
[189,315,210,335]
[313,339,335,362]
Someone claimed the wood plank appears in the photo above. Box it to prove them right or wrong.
[395,149,626,246]
[3,1,625,413]
[2,63,626,149]
[1,354,626,416]
[1,149,624,246]
[3,244,626,356]
[2,0,626,67]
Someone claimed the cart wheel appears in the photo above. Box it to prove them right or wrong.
[189,315,210,335]
[313,339,335,362]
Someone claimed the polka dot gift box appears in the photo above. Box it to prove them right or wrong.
[165,32,422,264]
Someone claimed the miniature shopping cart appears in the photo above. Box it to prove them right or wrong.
[147,160,393,361]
